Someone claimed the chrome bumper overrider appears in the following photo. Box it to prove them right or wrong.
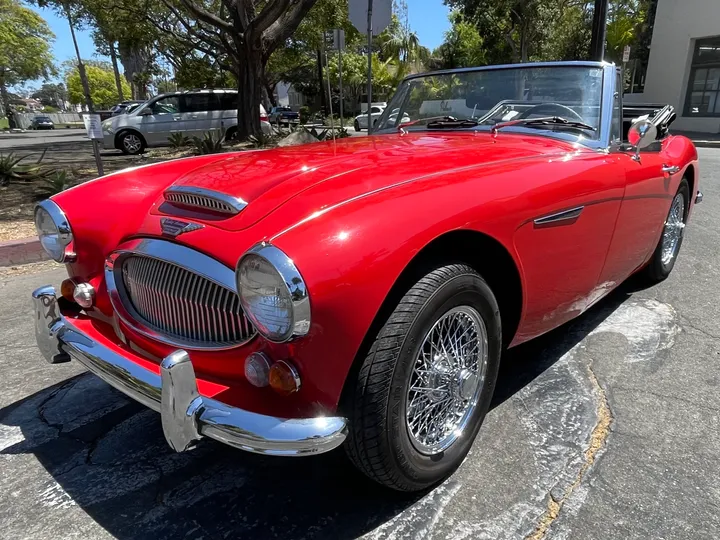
[32,285,347,456]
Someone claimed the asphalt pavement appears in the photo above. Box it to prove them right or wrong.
[0,148,718,539]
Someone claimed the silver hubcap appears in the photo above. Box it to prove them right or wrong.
[661,192,685,266]
[406,306,488,455]
[124,134,141,152]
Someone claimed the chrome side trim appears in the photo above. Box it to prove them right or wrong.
[35,199,76,263]
[533,206,584,227]
[106,238,255,350]
[32,286,347,456]
[164,186,247,215]
[237,242,311,342]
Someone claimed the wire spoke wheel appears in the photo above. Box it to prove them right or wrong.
[661,192,685,267]
[406,305,488,455]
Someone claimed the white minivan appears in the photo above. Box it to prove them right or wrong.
[102,89,272,155]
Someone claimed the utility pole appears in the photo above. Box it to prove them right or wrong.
[366,0,373,134]
[317,49,327,115]
[589,0,609,61]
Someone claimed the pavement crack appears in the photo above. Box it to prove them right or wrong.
[677,314,720,340]
[525,360,613,540]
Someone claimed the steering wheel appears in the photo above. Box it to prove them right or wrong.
[518,103,584,121]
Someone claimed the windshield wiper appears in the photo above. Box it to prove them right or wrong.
[426,118,480,129]
[491,116,596,135]
[398,115,477,131]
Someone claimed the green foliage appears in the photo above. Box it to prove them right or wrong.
[191,131,224,155]
[66,64,132,109]
[299,106,310,123]
[433,11,486,69]
[247,131,280,148]
[0,149,50,186]
[0,0,56,114]
[31,83,68,108]
[41,170,72,195]
[168,132,191,148]
[300,125,349,141]
[174,55,235,90]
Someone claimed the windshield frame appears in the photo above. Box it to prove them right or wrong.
[373,61,617,150]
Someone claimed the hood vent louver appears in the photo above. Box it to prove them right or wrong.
[163,186,247,215]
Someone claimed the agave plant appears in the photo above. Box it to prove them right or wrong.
[40,170,72,196]
[168,132,191,148]
[0,149,50,185]
[247,131,280,148]
[191,131,225,155]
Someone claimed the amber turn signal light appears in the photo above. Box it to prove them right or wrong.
[269,360,301,395]
[60,279,76,301]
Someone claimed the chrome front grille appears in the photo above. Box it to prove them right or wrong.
[119,255,255,347]
[163,187,246,215]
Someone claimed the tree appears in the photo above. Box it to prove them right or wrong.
[32,83,68,109]
[0,0,55,117]
[376,15,429,80]
[144,0,320,139]
[433,11,486,69]
[67,63,131,108]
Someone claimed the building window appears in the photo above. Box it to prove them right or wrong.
[684,36,720,117]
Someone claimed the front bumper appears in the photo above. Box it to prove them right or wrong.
[32,286,347,456]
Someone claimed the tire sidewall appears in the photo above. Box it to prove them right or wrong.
[387,272,501,487]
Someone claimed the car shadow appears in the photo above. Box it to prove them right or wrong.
[0,286,634,539]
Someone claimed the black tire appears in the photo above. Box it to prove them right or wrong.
[641,178,690,283]
[117,130,145,155]
[224,127,237,142]
[354,119,361,132]
[344,264,502,492]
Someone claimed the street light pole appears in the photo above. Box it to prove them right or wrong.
[589,0,609,61]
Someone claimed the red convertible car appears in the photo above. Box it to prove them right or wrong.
[32,62,701,492]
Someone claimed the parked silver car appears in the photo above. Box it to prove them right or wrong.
[102,89,272,155]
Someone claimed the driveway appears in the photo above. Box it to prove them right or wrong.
[0,148,718,539]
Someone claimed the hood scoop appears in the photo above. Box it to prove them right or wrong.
[163,186,247,216]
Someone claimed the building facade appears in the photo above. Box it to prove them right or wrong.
[626,0,720,133]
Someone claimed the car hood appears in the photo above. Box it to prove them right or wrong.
[156,131,581,232]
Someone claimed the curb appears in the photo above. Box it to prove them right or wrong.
[0,237,48,267]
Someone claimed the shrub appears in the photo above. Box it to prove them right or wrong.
[191,131,224,155]
[0,149,50,185]
[248,130,280,148]
[41,170,72,195]
[168,132,191,148]
[299,106,310,123]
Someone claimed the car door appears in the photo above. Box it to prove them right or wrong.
[141,96,182,145]
[598,145,678,286]
[217,92,238,133]
[182,93,214,136]
[512,154,626,343]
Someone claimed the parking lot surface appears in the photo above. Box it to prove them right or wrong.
[0,148,718,539]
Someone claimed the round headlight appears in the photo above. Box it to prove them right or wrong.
[236,244,310,343]
[34,200,75,263]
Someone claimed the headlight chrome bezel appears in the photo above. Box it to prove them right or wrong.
[34,199,76,263]
[236,243,311,343]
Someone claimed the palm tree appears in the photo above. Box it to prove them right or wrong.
[378,19,430,81]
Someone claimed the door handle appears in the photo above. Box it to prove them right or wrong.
[662,164,680,175]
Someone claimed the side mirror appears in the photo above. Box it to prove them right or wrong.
[139,108,153,116]
[627,119,657,161]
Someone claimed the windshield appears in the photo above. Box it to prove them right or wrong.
[376,65,604,139]
[35,117,51,121]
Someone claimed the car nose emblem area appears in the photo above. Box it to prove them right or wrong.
[161,218,204,237]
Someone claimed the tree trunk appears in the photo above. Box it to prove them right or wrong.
[0,74,10,123]
[109,42,125,101]
[65,4,94,112]
[264,79,277,107]
[235,43,264,140]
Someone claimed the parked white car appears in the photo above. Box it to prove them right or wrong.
[102,89,272,155]
[354,106,411,131]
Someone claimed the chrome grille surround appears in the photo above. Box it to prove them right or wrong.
[164,186,247,215]
[105,238,256,350]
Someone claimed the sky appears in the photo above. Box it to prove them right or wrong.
[22,0,450,91]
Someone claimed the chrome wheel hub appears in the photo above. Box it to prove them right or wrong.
[661,192,685,266]
[406,306,488,455]
[124,134,141,152]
